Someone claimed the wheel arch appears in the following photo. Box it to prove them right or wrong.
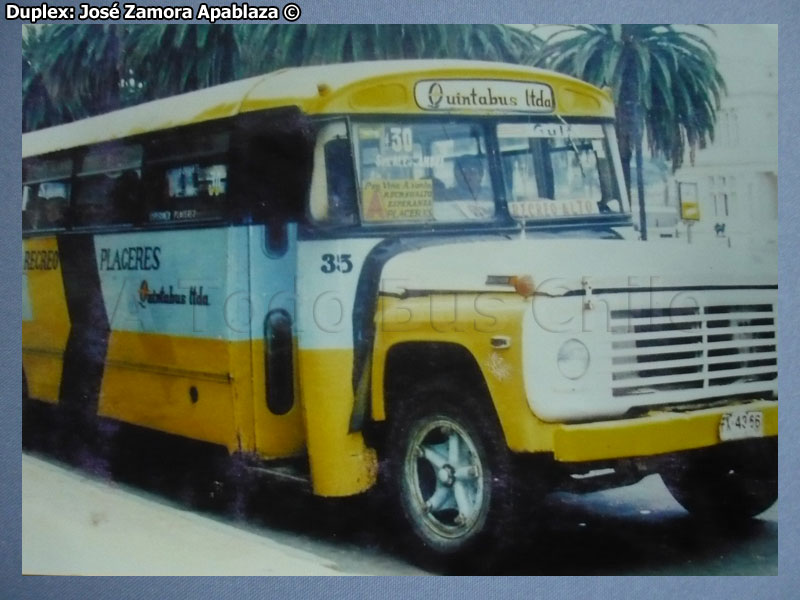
[373,341,505,441]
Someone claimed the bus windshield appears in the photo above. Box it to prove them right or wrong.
[498,121,624,220]
[352,119,625,227]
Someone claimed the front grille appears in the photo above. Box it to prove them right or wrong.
[609,302,777,398]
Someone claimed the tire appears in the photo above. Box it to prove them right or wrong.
[22,370,34,450]
[661,437,777,521]
[22,371,55,452]
[385,388,516,569]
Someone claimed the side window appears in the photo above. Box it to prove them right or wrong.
[309,121,357,227]
[22,155,72,232]
[265,310,295,416]
[146,131,229,224]
[354,121,496,225]
[74,143,142,227]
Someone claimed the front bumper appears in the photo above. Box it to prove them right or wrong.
[551,399,777,463]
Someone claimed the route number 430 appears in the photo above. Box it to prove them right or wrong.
[388,127,413,153]
[321,253,354,274]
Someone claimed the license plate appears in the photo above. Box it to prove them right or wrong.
[719,409,764,441]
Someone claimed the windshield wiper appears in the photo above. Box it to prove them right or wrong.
[556,115,587,180]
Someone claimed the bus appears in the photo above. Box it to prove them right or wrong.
[22,60,778,565]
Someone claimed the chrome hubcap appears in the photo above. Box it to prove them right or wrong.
[437,464,456,486]
[405,418,485,539]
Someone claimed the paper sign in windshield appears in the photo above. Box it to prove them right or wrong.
[375,154,443,168]
[509,199,599,220]
[362,179,434,222]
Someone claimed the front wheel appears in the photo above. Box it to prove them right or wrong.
[661,438,777,521]
[386,393,515,568]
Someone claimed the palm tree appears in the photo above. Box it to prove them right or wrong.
[236,25,540,76]
[23,28,61,132]
[536,25,725,239]
[125,25,238,101]
[23,24,128,127]
[23,25,540,131]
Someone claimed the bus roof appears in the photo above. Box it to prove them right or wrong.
[23,60,614,158]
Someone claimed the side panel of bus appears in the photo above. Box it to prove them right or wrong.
[93,227,241,449]
[22,237,70,404]
[23,223,309,459]
[92,224,305,457]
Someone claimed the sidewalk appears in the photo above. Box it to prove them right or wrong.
[22,454,346,575]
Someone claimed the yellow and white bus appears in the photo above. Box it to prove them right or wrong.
[22,60,777,563]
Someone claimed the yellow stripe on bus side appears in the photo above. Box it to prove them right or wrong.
[99,331,239,449]
[22,237,70,404]
[98,330,307,457]
[21,349,62,405]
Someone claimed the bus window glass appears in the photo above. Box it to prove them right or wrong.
[75,144,143,227]
[166,164,227,199]
[354,121,495,225]
[309,120,357,227]
[498,122,622,220]
[147,132,229,224]
[24,155,71,182]
[323,137,357,226]
[22,182,69,231]
[22,155,72,231]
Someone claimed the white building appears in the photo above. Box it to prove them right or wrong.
[671,25,778,248]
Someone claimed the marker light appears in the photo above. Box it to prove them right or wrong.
[557,339,590,380]
[511,275,535,298]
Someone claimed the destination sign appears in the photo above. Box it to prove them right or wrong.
[414,79,555,114]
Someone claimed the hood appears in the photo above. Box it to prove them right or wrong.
[378,238,777,297]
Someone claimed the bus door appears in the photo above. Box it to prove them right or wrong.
[234,110,313,459]
[246,221,305,458]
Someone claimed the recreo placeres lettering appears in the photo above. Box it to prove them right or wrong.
[23,250,59,271]
[99,246,161,271]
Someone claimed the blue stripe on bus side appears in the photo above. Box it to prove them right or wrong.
[57,234,110,422]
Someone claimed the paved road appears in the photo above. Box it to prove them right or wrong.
[508,476,777,575]
[22,422,777,575]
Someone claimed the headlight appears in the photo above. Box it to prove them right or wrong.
[557,338,590,380]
